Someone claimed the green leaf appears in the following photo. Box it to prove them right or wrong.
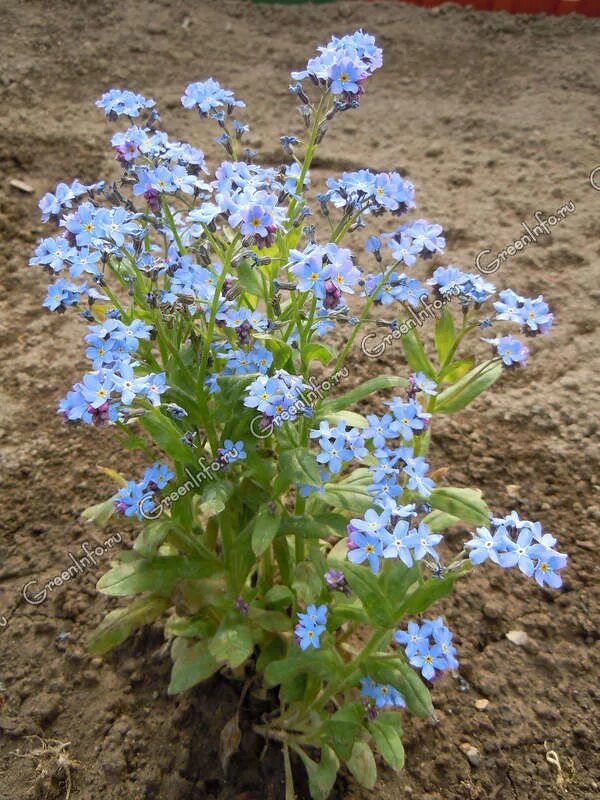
[428,486,490,526]
[133,519,173,558]
[346,741,377,789]
[324,410,368,429]
[397,573,457,617]
[237,260,265,297]
[303,342,335,367]
[165,615,215,639]
[275,447,321,494]
[273,537,293,585]
[381,559,419,613]
[248,607,291,633]
[322,703,365,760]
[368,719,405,771]
[318,376,408,416]
[97,555,218,597]
[264,649,343,687]
[328,598,369,629]
[293,559,324,605]
[282,512,348,540]
[441,356,474,382]
[321,469,373,514]
[264,585,294,607]
[296,745,339,800]
[401,329,436,379]
[209,624,254,669]
[139,409,191,462]
[87,596,169,655]
[199,480,234,517]
[252,510,281,556]
[81,497,115,527]
[422,508,460,533]
[168,638,220,694]
[434,359,502,413]
[366,657,434,719]
[434,306,456,364]
[340,562,395,628]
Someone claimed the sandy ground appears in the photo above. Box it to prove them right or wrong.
[0,1,599,798]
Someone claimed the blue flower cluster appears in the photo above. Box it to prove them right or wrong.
[96,88,156,119]
[181,78,245,116]
[243,370,310,428]
[395,617,458,680]
[465,512,567,588]
[295,604,328,650]
[360,678,406,709]
[114,462,174,520]
[323,170,415,216]
[348,512,441,575]
[291,30,382,102]
[308,390,435,512]
[289,243,361,311]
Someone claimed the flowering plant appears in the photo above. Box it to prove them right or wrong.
[30,32,566,798]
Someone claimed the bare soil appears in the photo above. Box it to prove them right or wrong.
[1,1,599,798]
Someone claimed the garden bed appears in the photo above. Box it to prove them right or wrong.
[0,1,599,798]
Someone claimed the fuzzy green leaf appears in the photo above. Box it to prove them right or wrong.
[368,719,405,771]
[87,596,169,655]
[434,359,502,413]
[347,740,377,789]
[318,375,408,416]
[428,486,490,526]
[168,638,220,694]
[296,745,339,800]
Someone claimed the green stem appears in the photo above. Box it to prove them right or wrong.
[162,198,186,255]
[283,743,296,800]
[329,262,400,378]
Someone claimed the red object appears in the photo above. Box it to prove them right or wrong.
[554,0,583,13]
[517,0,550,11]
[384,0,600,14]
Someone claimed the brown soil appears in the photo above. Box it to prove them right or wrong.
[1,1,599,798]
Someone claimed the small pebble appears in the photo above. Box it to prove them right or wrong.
[506,629,529,646]
[475,699,489,711]
[9,179,34,193]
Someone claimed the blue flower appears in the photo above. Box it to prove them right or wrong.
[115,481,153,519]
[533,554,567,588]
[518,296,553,334]
[347,531,383,574]
[96,89,155,118]
[316,435,353,474]
[466,512,567,589]
[407,521,442,562]
[465,527,509,565]
[397,618,458,679]
[386,398,431,441]
[483,335,529,366]
[379,519,413,566]
[220,439,247,463]
[412,372,437,397]
[142,462,174,491]
[295,604,327,650]
[330,59,362,94]
[360,679,406,709]
[351,508,390,539]
[181,78,245,115]
[43,279,83,312]
[402,456,435,497]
